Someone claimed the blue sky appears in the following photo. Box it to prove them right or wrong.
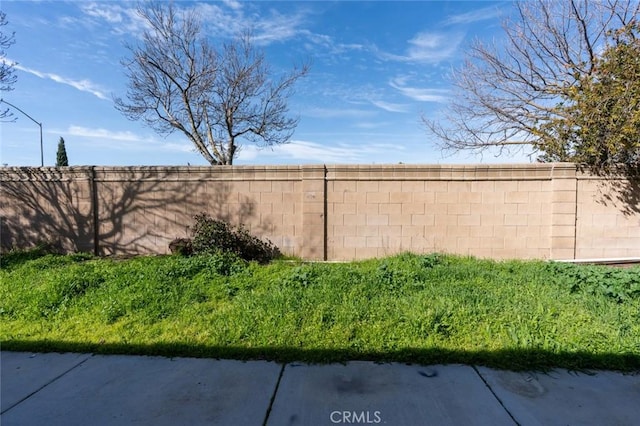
[1,0,531,166]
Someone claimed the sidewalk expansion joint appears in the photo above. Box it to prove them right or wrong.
[0,353,94,415]
[262,362,286,426]
[471,365,521,426]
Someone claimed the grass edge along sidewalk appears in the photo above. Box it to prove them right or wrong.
[1,249,639,371]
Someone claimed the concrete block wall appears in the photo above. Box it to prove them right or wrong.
[0,167,95,253]
[575,178,640,259]
[91,166,305,257]
[1,163,638,261]
[326,164,555,260]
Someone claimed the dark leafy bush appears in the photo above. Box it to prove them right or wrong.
[190,213,281,263]
[168,238,193,256]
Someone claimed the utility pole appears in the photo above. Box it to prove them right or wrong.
[1,98,44,166]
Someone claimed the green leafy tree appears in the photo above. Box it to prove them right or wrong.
[539,22,640,174]
[56,137,69,167]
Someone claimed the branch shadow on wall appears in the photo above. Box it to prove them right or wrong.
[595,174,640,217]
[96,169,272,256]
[1,168,95,253]
[1,167,273,256]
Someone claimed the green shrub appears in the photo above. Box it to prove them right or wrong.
[190,213,281,263]
[168,238,193,256]
[183,252,247,277]
[546,261,640,302]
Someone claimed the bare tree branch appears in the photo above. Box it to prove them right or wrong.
[423,0,638,160]
[0,11,17,120]
[114,2,308,165]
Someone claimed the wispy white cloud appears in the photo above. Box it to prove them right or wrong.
[77,1,313,46]
[76,0,357,60]
[369,100,409,113]
[252,11,308,45]
[63,126,192,153]
[76,2,148,36]
[221,0,243,11]
[14,64,109,100]
[238,140,401,164]
[303,107,377,119]
[61,128,406,164]
[377,30,464,64]
[444,5,503,25]
[192,3,251,38]
[66,126,147,142]
[303,32,366,57]
[81,2,123,23]
[389,77,449,103]
[160,142,195,153]
[351,121,394,130]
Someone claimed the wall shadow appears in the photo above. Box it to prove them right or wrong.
[1,167,271,256]
[2,340,639,372]
[94,168,204,256]
[582,162,640,217]
[596,177,640,217]
[1,168,95,253]
[96,170,272,256]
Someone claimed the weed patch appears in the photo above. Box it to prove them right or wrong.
[1,250,639,370]
[546,262,640,302]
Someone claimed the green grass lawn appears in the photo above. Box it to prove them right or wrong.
[1,249,639,371]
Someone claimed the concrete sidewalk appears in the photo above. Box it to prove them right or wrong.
[1,351,639,426]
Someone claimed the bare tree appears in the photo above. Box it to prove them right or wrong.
[424,0,639,163]
[115,2,309,165]
[1,10,17,120]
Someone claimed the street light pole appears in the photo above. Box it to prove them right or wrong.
[1,98,44,167]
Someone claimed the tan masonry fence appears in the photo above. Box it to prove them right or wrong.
[1,164,638,261]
